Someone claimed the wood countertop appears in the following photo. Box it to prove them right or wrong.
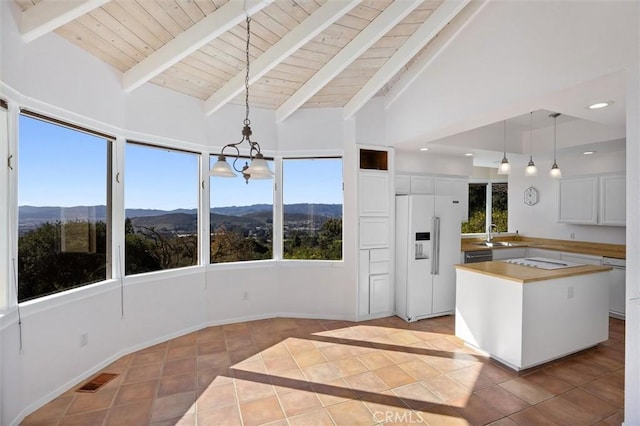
[455,261,612,283]
[460,236,625,259]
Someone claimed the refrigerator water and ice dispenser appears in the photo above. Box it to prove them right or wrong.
[415,232,431,259]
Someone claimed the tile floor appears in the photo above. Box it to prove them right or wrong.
[22,315,625,425]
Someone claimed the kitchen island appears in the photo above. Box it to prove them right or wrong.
[455,258,612,371]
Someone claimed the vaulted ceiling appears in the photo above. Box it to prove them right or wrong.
[15,0,472,122]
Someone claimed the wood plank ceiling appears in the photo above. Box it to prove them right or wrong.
[15,0,471,121]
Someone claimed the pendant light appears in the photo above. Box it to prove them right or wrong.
[210,12,274,183]
[497,120,511,175]
[549,112,562,178]
[525,111,538,176]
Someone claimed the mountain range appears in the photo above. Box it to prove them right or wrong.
[18,204,342,231]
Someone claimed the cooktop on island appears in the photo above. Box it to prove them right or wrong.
[502,257,584,270]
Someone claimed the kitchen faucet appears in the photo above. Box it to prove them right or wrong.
[487,223,498,242]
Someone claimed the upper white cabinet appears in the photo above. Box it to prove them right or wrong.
[435,177,469,222]
[359,171,390,216]
[558,176,598,224]
[410,176,434,194]
[395,175,410,195]
[558,174,625,226]
[599,174,625,226]
[396,174,469,222]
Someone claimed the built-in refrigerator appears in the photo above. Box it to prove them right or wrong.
[395,194,461,322]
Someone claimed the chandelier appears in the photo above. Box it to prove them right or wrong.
[210,13,273,183]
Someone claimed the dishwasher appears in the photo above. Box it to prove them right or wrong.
[603,257,626,319]
[464,250,493,263]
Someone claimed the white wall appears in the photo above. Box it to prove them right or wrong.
[0,2,360,423]
[395,151,473,176]
[508,152,626,244]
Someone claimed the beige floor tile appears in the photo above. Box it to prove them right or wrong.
[57,409,109,426]
[326,400,375,425]
[105,399,153,426]
[114,379,159,406]
[239,395,285,426]
[278,388,323,417]
[498,377,554,405]
[66,387,117,415]
[150,391,196,422]
[374,365,416,389]
[287,408,335,426]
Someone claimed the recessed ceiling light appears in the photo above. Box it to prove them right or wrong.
[464,152,474,156]
[587,101,613,110]
[583,150,596,155]
[419,147,429,151]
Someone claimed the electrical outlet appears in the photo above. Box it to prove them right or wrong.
[80,332,89,347]
[242,291,249,300]
[568,287,574,299]
[570,232,575,239]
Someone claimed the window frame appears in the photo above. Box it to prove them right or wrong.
[16,111,114,302]
[124,140,201,276]
[280,156,344,262]
[464,177,509,236]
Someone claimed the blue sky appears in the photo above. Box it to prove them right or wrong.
[18,115,343,210]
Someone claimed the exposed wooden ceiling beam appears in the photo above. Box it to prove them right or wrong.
[204,0,361,116]
[123,0,274,93]
[275,0,422,123]
[342,0,472,120]
[21,0,110,43]
[385,0,487,110]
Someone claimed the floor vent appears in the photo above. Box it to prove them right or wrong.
[76,373,118,393]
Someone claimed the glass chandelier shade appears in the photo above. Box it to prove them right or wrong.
[549,113,562,178]
[525,111,537,176]
[497,120,511,175]
[209,14,273,183]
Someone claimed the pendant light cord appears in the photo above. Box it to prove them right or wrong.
[553,115,558,162]
[503,120,507,155]
[529,111,533,162]
[244,14,251,126]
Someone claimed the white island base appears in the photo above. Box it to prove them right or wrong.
[455,264,610,371]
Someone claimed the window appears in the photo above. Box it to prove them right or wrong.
[18,113,111,302]
[462,181,508,234]
[282,158,343,260]
[209,156,274,263]
[125,142,199,274]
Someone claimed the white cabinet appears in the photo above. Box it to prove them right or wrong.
[492,247,527,260]
[410,175,434,194]
[435,177,469,222]
[395,175,410,195]
[370,274,391,314]
[359,217,390,248]
[359,249,392,316]
[358,147,393,319]
[395,174,469,222]
[558,174,626,226]
[599,174,625,226]
[558,176,598,224]
[359,171,390,216]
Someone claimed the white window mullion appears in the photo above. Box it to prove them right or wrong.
[200,153,211,266]
[111,136,126,281]
[273,156,283,260]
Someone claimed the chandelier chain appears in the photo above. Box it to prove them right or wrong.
[244,15,251,125]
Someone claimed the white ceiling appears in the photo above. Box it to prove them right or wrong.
[395,71,627,168]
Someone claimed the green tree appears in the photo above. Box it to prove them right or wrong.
[18,221,106,302]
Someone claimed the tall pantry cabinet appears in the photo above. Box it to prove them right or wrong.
[358,147,395,319]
